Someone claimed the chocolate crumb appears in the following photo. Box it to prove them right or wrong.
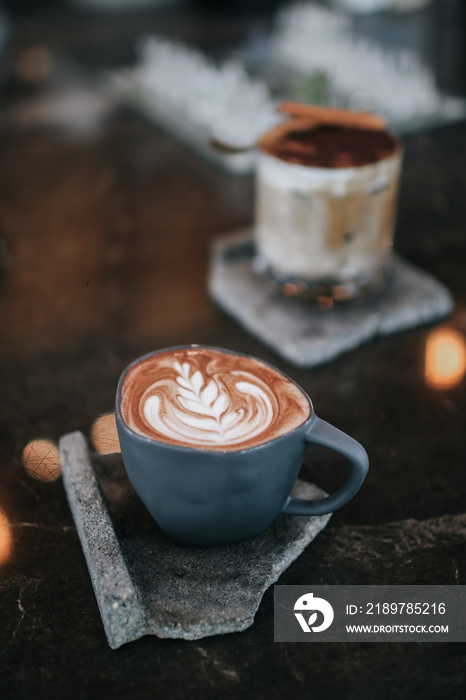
[262,125,400,169]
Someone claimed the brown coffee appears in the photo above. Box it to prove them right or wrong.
[119,347,310,451]
[260,124,400,169]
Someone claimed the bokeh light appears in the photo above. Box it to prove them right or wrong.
[425,328,466,390]
[15,46,52,84]
[0,510,13,566]
[91,412,120,454]
[22,439,61,482]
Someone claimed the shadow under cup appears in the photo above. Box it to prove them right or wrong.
[115,347,369,547]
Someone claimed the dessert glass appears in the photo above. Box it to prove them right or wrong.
[254,119,403,302]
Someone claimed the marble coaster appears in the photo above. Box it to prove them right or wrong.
[59,431,331,649]
[208,229,454,368]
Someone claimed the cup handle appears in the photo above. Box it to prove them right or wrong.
[282,416,369,516]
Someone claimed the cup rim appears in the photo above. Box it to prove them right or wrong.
[115,344,315,455]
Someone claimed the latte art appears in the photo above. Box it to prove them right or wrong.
[120,348,310,451]
[143,361,276,447]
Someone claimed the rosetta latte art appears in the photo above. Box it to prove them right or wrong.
[142,361,276,447]
[120,347,311,450]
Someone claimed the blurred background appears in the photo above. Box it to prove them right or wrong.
[2,2,466,697]
[0,0,465,119]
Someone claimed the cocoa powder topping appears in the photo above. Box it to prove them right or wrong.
[261,124,400,169]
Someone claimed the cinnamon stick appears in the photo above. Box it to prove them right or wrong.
[257,117,319,153]
[277,102,387,131]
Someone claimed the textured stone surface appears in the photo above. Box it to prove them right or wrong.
[209,229,454,368]
[59,431,331,649]
[301,513,466,586]
[59,433,147,649]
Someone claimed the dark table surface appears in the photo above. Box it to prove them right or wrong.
[1,4,466,699]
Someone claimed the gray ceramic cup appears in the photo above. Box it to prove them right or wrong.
[116,347,369,547]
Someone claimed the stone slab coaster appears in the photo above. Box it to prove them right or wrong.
[208,229,454,368]
[59,431,331,649]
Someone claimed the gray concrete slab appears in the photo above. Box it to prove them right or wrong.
[209,229,454,368]
[60,431,331,648]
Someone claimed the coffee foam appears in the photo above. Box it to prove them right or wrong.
[119,348,310,451]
